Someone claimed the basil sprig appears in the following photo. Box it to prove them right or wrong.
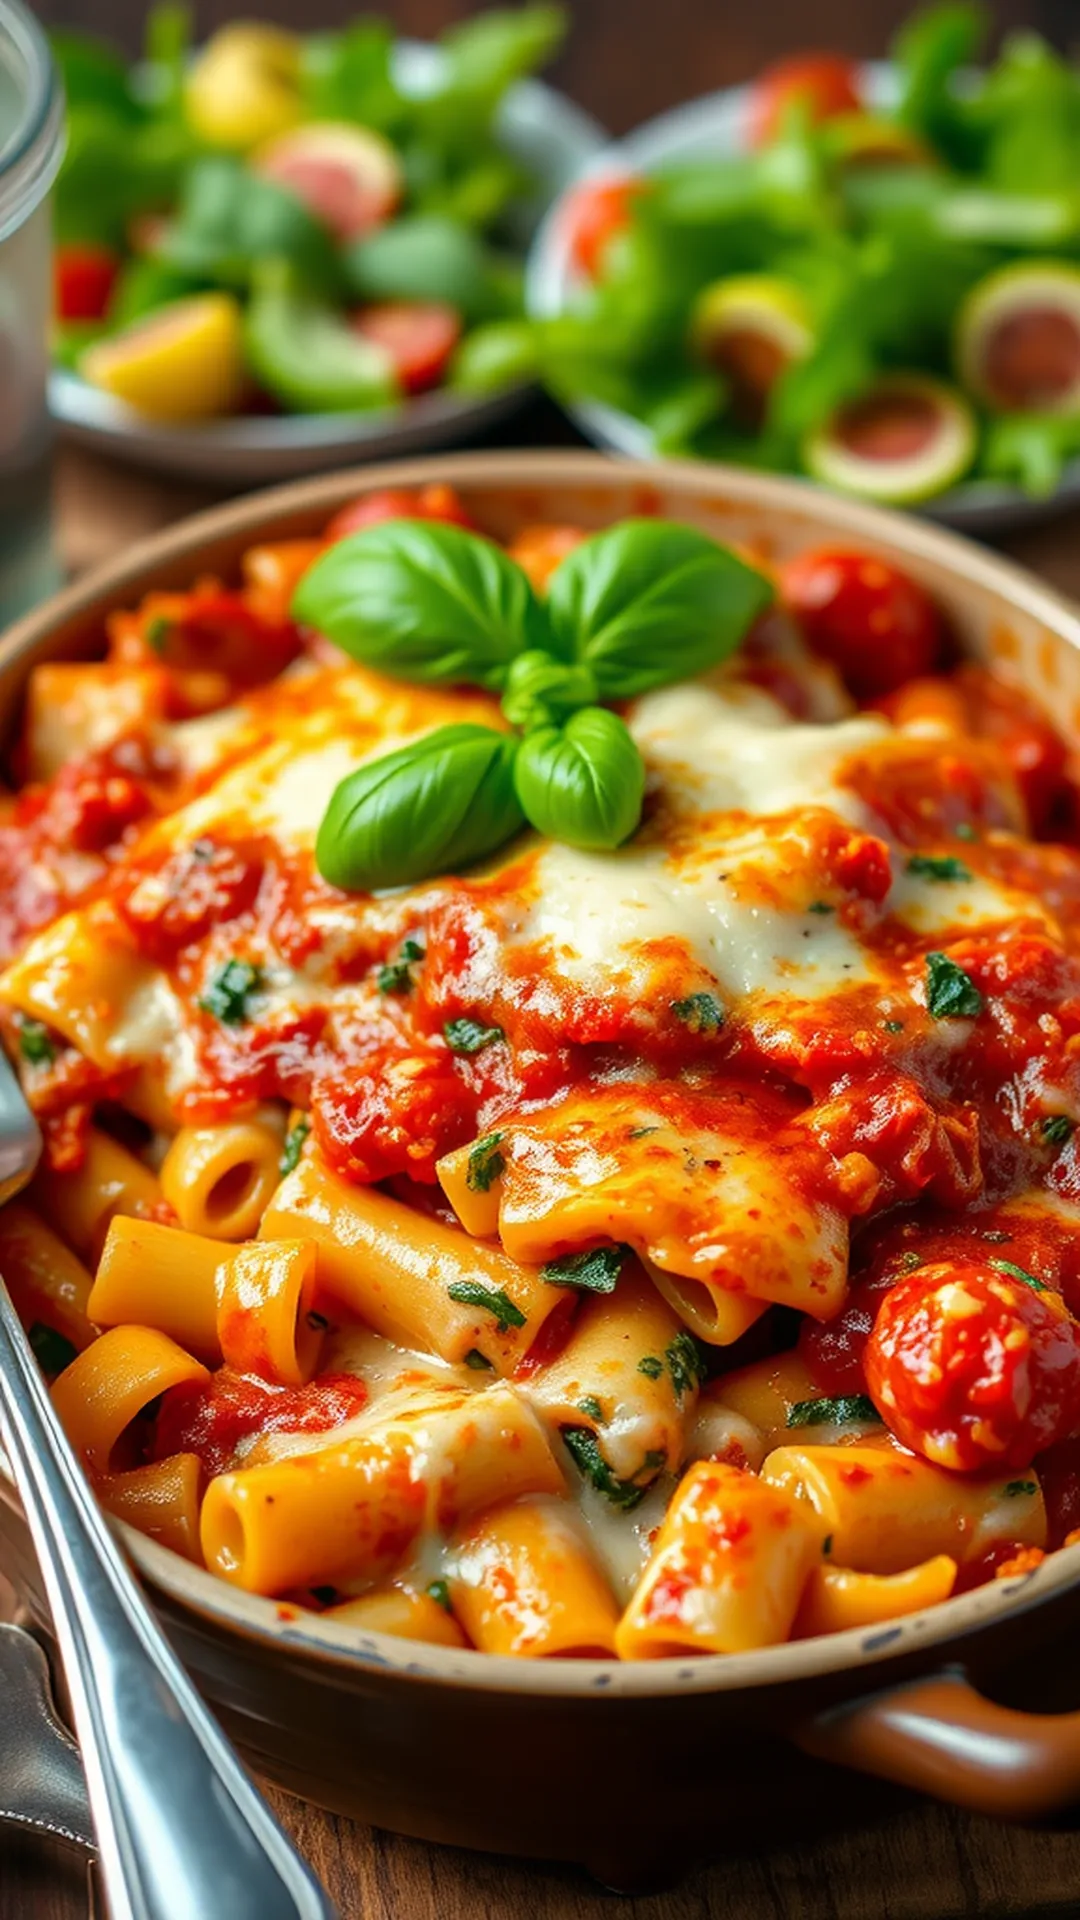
[297,516,772,892]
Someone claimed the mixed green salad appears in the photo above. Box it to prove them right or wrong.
[51,4,567,422]
[498,4,1080,502]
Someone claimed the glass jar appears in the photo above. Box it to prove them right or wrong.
[0,0,63,624]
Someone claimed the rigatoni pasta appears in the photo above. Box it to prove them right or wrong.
[7,488,1080,1660]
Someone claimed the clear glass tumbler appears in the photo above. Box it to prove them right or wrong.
[0,0,63,625]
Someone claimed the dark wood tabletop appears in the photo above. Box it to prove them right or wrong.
[29,0,1079,138]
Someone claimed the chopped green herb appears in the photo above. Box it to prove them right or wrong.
[990,1257,1048,1292]
[541,1244,627,1294]
[576,1394,605,1422]
[925,951,984,1020]
[954,823,978,841]
[788,1394,879,1429]
[17,1018,55,1066]
[981,1230,1011,1245]
[467,1131,505,1192]
[671,991,725,1036]
[899,1251,923,1273]
[638,1355,664,1380]
[628,1124,660,1140]
[377,938,425,995]
[444,1016,505,1055]
[1042,1115,1075,1148]
[822,1535,833,1556]
[884,1019,905,1034]
[808,900,835,915]
[279,1115,310,1176]
[198,957,263,1026]
[464,1348,493,1370]
[145,614,173,654]
[666,1329,707,1402]
[908,854,973,883]
[447,1280,525,1331]
[426,1579,452,1612]
[1004,1480,1037,1498]
[561,1426,660,1511]
[310,1585,337,1606]
[28,1323,77,1378]
[305,1310,330,1333]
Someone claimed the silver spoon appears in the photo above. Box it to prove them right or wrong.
[0,1048,339,1920]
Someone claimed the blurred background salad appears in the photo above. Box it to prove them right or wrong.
[524,4,1080,508]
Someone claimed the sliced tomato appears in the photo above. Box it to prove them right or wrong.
[779,547,942,699]
[561,175,643,281]
[325,483,476,542]
[747,54,862,149]
[54,244,120,323]
[350,301,462,395]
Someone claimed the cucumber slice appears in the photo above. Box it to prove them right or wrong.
[244,282,399,413]
[803,373,976,504]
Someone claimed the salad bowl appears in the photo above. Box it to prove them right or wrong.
[6,450,1080,1885]
[526,53,1080,537]
[49,34,604,484]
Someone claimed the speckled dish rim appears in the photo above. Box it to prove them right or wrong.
[5,444,1080,1698]
[524,65,1080,537]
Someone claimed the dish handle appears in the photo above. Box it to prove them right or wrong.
[796,1671,1080,1818]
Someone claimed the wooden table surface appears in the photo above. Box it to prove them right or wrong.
[8,415,1080,1920]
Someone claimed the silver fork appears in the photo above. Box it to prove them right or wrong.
[0,1048,339,1920]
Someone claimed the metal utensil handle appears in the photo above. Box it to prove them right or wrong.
[0,1285,338,1920]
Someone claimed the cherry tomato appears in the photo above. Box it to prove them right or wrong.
[561,176,642,280]
[747,54,862,149]
[145,590,301,686]
[865,1259,1080,1473]
[54,244,120,323]
[779,547,943,698]
[325,483,475,542]
[350,301,462,394]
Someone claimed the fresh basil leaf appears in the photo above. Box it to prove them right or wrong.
[444,1016,505,1055]
[788,1394,880,1428]
[541,1245,628,1293]
[279,1115,310,1177]
[989,1257,1048,1292]
[908,854,973,882]
[560,1426,660,1511]
[245,276,399,415]
[317,724,524,892]
[925,950,984,1019]
[892,3,987,167]
[446,1279,525,1331]
[377,939,424,995]
[513,709,645,852]
[500,650,597,731]
[28,1323,79,1379]
[198,958,263,1026]
[637,1355,664,1380]
[467,1132,506,1191]
[545,520,773,699]
[293,520,550,690]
